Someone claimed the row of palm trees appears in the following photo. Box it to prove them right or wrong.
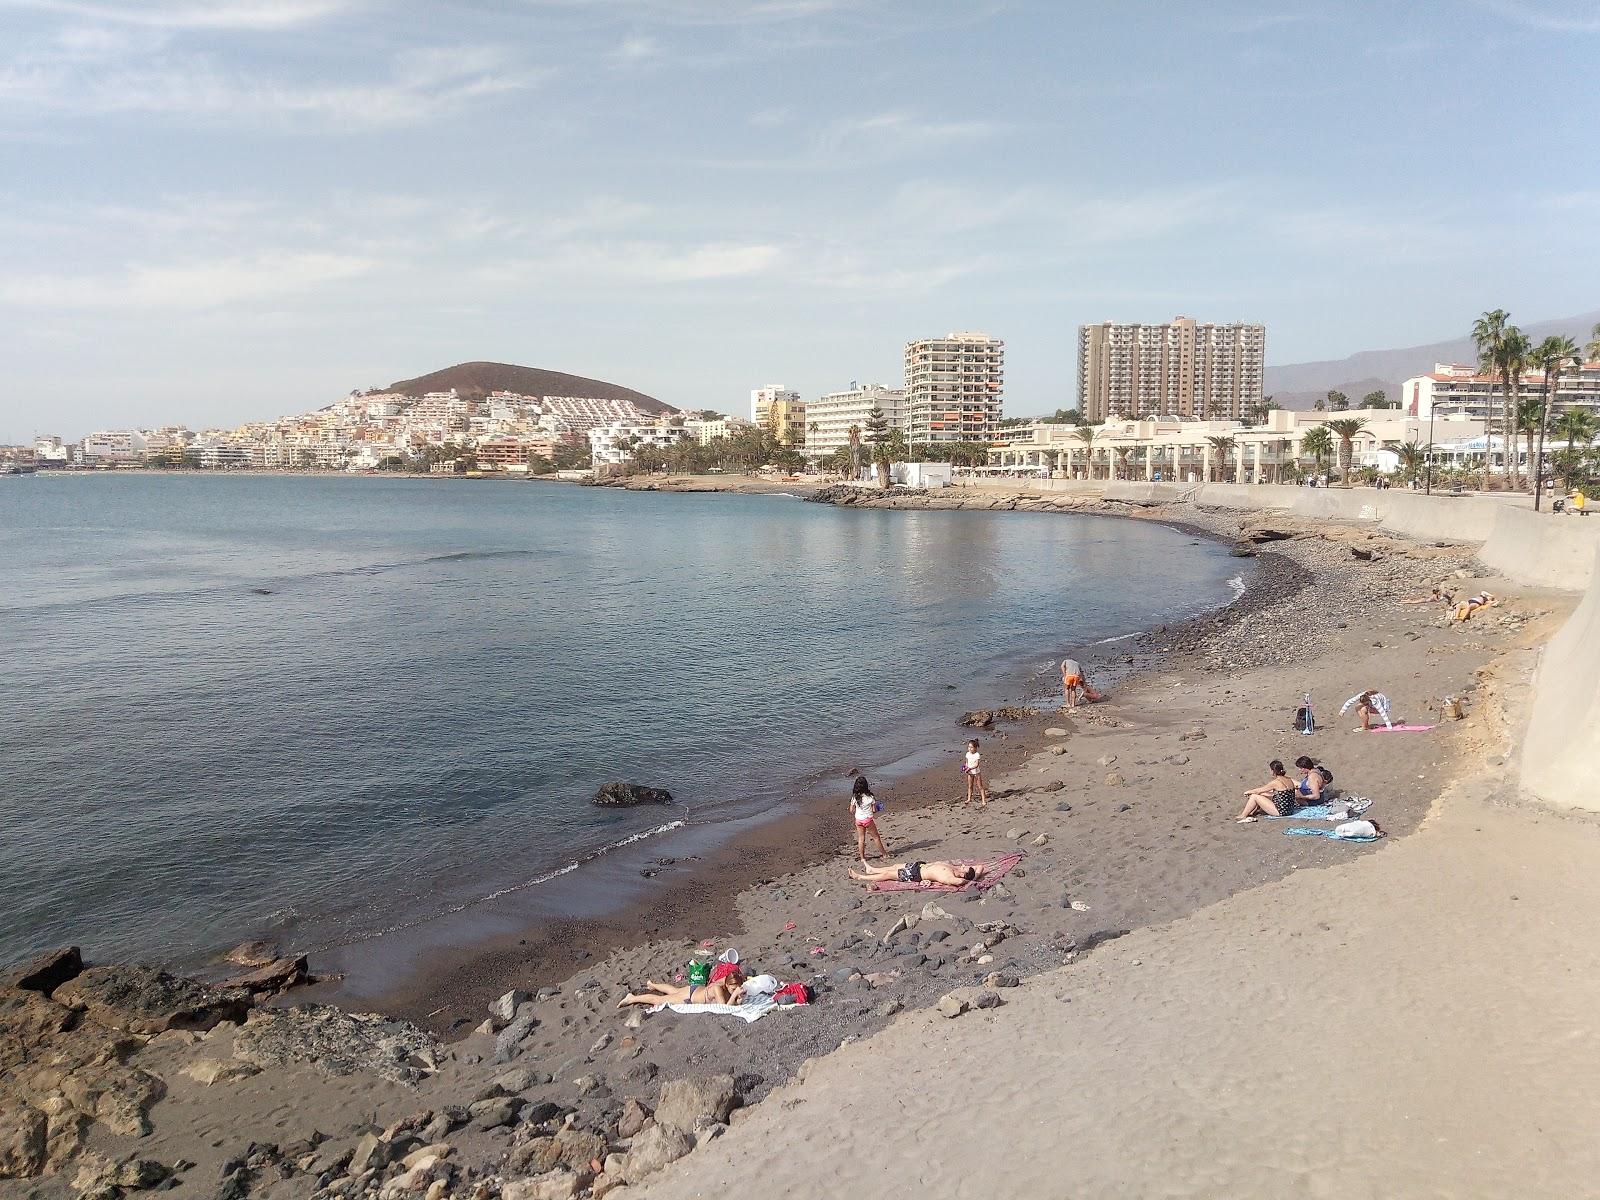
[1470,311,1600,509]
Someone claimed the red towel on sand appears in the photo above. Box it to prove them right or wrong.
[869,851,1025,893]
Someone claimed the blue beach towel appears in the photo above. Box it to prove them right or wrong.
[1268,804,1334,821]
[1284,827,1382,842]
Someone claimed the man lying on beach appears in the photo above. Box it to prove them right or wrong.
[1400,586,1453,606]
[849,859,986,887]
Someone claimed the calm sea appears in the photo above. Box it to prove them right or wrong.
[0,475,1245,968]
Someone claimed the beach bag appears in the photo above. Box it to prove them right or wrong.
[1334,820,1378,839]
[1293,705,1313,732]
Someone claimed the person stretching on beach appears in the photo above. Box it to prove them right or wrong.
[1060,657,1105,710]
[849,859,988,887]
[850,775,889,861]
[616,971,745,1010]
[1341,689,1393,732]
[963,739,990,808]
[1236,759,1299,821]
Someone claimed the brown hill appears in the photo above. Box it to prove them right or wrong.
[386,361,673,413]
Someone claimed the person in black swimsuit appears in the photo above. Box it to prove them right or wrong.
[849,860,985,887]
[615,972,746,1010]
[1235,759,1299,821]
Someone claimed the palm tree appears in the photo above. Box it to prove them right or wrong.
[1529,335,1585,510]
[1327,418,1367,486]
[1497,326,1531,488]
[1327,390,1349,412]
[1471,309,1510,490]
[1362,389,1388,409]
[1072,424,1096,478]
[1397,439,1426,486]
[1300,425,1333,478]
[1204,435,1236,482]
[1588,321,1600,364]
[846,424,862,479]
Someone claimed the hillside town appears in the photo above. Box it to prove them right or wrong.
[9,317,1600,488]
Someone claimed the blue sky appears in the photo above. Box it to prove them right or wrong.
[1,0,1597,441]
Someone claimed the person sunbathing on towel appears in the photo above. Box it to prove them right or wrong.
[616,971,745,1010]
[1400,585,1453,606]
[1451,592,1497,621]
[849,859,987,887]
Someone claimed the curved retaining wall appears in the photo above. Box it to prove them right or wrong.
[1522,545,1600,812]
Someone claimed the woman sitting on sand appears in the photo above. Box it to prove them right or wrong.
[1236,759,1299,821]
[616,970,746,1010]
[849,859,987,887]
[1294,755,1332,801]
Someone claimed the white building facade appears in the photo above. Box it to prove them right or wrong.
[1402,360,1600,422]
[805,383,907,457]
[904,332,1005,446]
[588,421,692,467]
[1078,316,1266,422]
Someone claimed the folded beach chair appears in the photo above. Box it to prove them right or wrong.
[869,851,1025,893]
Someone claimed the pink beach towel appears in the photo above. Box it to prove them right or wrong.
[1370,724,1436,733]
[869,851,1025,893]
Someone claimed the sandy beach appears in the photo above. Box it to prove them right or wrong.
[0,489,1577,1200]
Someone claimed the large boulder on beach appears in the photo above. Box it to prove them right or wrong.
[0,1101,47,1179]
[653,1074,737,1134]
[52,966,248,1035]
[592,783,674,808]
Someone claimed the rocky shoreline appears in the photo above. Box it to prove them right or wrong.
[1,495,1526,1200]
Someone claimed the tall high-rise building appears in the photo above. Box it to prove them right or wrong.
[904,332,1004,445]
[750,384,799,425]
[1077,317,1265,422]
[806,383,907,457]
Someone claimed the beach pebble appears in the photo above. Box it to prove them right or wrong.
[1096,754,1117,766]
[1179,727,1207,741]
[1005,828,1027,841]
[1167,753,1190,765]
[536,987,561,1002]
[923,929,949,945]
[1034,780,1066,792]
[937,994,970,1019]
[1104,773,1125,786]
[877,999,904,1018]
[1044,727,1068,737]
[621,1123,694,1182]
[983,972,1020,989]
[973,990,1004,1010]
[1049,744,1068,756]
[1030,834,1049,847]
[976,954,995,965]
[1116,803,1132,813]
[1055,801,1073,812]
[622,1011,644,1030]
[616,1098,653,1140]
[919,901,951,921]
[469,1096,522,1131]
[494,1066,549,1093]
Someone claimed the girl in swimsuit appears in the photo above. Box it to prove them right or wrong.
[1236,759,1299,821]
[616,972,745,1010]
[850,774,889,861]
[963,739,990,808]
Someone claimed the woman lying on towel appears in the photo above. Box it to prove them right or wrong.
[848,859,987,887]
[616,969,747,1010]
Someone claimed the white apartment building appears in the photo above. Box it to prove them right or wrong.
[34,436,70,465]
[539,396,649,437]
[750,385,799,426]
[805,383,907,457]
[904,332,1005,446]
[80,430,149,464]
[1402,360,1600,421]
[685,415,755,445]
[1078,317,1266,422]
[588,420,692,467]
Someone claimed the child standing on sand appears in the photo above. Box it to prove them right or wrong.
[963,738,990,808]
[850,775,889,861]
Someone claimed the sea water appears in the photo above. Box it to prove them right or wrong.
[0,475,1244,966]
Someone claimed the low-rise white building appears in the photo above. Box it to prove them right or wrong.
[588,420,692,467]
[1402,360,1600,421]
[80,430,148,464]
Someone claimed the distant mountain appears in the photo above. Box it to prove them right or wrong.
[386,361,674,414]
[1265,310,1600,410]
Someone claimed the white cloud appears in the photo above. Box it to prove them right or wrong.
[0,251,374,309]
[1472,0,1600,32]
[0,0,363,30]
[612,34,662,61]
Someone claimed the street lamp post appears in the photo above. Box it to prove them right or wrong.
[1425,402,1436,495]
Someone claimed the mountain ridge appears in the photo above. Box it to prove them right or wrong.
[384,361,673,414]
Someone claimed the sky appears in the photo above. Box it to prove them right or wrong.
[1,0,1598,441]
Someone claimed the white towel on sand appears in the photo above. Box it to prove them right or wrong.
[655,1000,791,1023]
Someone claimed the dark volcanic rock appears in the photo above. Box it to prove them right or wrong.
[53,965,248,1035]
[959,710,994,729]
[2,946,82,995]
[592,782,675,808]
